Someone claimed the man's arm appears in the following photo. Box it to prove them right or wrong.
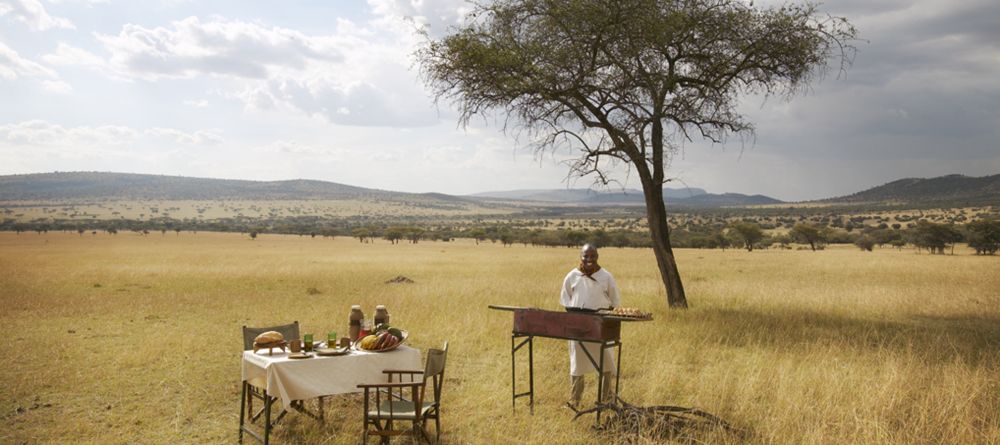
[560,271,574,307]
[607,273,621,308]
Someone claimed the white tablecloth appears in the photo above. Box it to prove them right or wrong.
[242,346,422,410]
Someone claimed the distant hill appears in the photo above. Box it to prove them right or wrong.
[469,187,783,207]
[670,193,783,207]
[0,172,412,201]
[825,174,1000,206]
[468,187,706,202]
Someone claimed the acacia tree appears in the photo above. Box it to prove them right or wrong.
[419,0,856,308]
[966,219,1000,255]
[729,221,764,252]
[791,222,825,251]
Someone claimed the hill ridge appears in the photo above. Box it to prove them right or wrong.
[824,173,1000,205]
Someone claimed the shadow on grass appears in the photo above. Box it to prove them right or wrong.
[681,307,1000,366]
[594,398,750,445]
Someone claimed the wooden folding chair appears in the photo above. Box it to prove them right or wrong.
[239,321,300,444]
[358,341,449,444]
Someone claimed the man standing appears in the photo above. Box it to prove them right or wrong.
[560,244,620,409]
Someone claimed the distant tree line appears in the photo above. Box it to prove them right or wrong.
[2,216,998,255]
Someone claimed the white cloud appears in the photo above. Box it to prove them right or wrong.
[0,0,74,30]
[85,15,440,127]
[182,99,208,108]
[41,79,72,93]
[42,42,107,70]
[95,16,342,81]
[0,120,137,148]
[146,127,223,145]
[255,140,345,158]
[48,0,109,4]
[366,0,472,36]
[0,120,222,151]
[0,40,56,79]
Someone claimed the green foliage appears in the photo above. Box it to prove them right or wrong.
[729,222,764,252]
[791,223,825,251]
[965,219,1000,255]
[854,235,875,252]
[906,221,964,254]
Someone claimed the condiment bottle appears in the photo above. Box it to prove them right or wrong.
[374,305,390,327]
[349,305,365,342]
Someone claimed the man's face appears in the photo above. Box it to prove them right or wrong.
[581,249,598,267]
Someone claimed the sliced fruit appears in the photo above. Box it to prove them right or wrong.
[387,328,403,340]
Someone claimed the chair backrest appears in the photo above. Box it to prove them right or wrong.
[422,341,448,404]
[242,321,300,350]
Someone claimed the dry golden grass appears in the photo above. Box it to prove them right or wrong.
[1,232,998,444]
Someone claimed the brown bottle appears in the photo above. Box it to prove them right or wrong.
[349,305,364,342]
[374,305,390,327]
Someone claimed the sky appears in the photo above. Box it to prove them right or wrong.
[0,0,998,201]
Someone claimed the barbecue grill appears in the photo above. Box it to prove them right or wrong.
[488,305,652,423]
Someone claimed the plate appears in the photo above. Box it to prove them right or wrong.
[353,330,408,353]
[315,347,350,356]
[288,352,312,359]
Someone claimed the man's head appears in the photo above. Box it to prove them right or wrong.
[580,244,599,267]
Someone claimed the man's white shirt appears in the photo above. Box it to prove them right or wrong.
[560,267,621,376]
[561,268,620,310]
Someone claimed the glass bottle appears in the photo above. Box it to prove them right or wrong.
[349,305,364,342]
[374,305,390,327]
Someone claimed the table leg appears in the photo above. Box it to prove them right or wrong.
[264,393,272,445]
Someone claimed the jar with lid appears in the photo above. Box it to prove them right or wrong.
[349,305,365,342]
[374,305,390,327]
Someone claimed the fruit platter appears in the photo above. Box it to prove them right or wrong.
[355,324,408,352]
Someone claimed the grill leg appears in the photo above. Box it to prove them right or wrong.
[528,336,534,414]
[510,335,516,411]
[615,342,622,402]
[596,344,605,425]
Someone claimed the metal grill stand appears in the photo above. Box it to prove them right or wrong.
[490,305,648,425]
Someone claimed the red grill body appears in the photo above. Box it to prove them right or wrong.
[512,309,621,342]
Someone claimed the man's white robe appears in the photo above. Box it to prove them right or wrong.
[560,268,620,376]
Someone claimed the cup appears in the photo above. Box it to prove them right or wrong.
[289,339,302,353]
[328,331,337,347]
[340,337,351,348]
[303,333,314,352]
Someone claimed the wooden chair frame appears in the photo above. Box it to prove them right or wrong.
[358,342,448,444]
[240,321,317,445]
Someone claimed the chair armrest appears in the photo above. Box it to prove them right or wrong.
[357,382,422,389]
[382,369,424,375]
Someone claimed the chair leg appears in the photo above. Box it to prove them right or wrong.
[248,389,254,423]
[436,414,441,443]
[239,381,247,443]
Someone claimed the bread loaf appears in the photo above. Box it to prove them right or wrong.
[254,331,284,345]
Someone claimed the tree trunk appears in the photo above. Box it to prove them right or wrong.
[639,178,688,308]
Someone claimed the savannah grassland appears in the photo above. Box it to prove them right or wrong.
[1,232,998,445]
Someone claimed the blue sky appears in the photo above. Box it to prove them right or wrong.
[1,0,998,201]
